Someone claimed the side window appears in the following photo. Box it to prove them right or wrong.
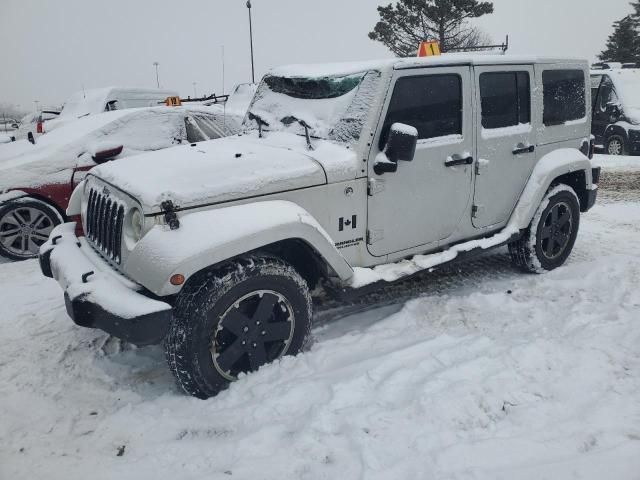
[480,71,531,129]
[542,69,586,126]
[382,74,462,144]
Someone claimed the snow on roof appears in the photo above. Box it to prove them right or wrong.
[60,87,179,118]
[269,54,587,78]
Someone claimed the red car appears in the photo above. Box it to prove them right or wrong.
[0,105,239,260]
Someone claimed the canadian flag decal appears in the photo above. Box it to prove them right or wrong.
[339,215,357,231]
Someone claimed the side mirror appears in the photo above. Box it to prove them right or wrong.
[386,123,417,162]
[92,145,124,163]
[606,102,621,120]
[374,123,418,175]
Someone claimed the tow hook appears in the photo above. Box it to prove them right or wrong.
[161,200,180,230]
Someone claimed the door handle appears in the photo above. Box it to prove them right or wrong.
[445,154,473,167]
[513,144,535,155]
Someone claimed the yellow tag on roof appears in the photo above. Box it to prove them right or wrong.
[417,41,441,57]
[165,96,182,107]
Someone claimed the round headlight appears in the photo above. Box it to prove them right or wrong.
[131,208,144,241]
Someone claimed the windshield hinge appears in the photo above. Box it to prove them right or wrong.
[161,200,180,230]
[472,204,484,219]
[368,178,385,196]
[367,229,384,245]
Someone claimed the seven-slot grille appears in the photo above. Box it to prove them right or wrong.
[86,188,125,263]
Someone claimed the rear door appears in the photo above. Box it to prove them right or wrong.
[472,65,537,229]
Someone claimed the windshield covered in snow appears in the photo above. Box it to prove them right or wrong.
[245,70,382,144]
[611,70,640,109]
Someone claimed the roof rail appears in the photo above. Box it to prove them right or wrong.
[444,35,509,55]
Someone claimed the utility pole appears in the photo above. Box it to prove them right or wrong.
[192,82,198,98]
[221,45,226,95]
[153,62,160,89]
[246,1,255,84]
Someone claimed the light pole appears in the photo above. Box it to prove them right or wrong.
[246,1,255,84]
[153,62,160,89]
[192,82,198,98]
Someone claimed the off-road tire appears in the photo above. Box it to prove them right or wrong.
[508,185,580,273]
[0,199,63,261]
[165,254,313,399]
[606,135,626,156]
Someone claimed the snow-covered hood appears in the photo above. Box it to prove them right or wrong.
[91,132,359,212]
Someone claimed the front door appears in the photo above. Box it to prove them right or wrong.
[591,74,616,144]
[367,67,474,257]
[472,65,537,229]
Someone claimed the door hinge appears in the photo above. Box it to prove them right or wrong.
[367,178,385,196]
[472,204,484,219]
[367,229,384,244]
[475,158,489,176]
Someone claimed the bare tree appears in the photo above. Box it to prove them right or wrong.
[369,0,494,57]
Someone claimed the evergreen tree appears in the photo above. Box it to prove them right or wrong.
[368,0,494,57]
[599,15,640,63]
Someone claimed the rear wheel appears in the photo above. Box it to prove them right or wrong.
[165,255,312,399]
[0,199,62,260]
[606,135,626,156]
[509,185,580,273]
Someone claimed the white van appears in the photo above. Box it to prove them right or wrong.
[43,87,179,134]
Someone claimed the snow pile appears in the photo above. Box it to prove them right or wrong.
[594,153,640,171]
[1,196,639,479]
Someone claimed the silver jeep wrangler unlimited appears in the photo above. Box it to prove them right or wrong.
[41,55,600,398]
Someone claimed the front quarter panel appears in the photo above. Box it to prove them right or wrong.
[123,200,354,296]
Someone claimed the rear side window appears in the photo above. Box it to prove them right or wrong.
[383,74,462,143]
[543,70,586,126]
[480,71,531,129]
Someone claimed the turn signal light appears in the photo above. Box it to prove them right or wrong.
[170,274,185,286]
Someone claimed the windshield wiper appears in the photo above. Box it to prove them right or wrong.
[248,111,269,138]
[281,115,314,151]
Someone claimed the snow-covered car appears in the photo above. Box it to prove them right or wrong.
[10,109,61,141]
[41,55,600,398]
[0,105,239,260]
[591,67,640,155]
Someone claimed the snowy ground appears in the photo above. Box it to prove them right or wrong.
[1,156,640,479]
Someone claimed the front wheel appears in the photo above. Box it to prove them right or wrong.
[0,199,62,260]
[165,255,313,399]
[606,135,626,156]
[509,185,580,273]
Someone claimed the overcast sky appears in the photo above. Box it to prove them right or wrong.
[0,0,633,110]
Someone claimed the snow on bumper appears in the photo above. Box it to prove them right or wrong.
[39,223,172,346]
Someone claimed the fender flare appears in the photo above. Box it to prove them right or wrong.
[124,200,354,296]
[507,148,593,231]
[604,123,629,144]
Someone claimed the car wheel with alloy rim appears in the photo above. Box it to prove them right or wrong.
[165,254,312,399]
[0,199,62,260]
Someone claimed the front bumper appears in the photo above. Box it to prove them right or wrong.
[40,223,172,346]
[584,167,601,212]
